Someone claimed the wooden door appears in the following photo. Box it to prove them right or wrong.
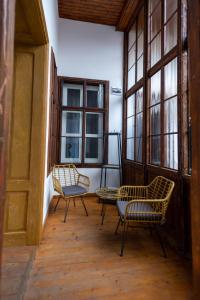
[4,45,48,246]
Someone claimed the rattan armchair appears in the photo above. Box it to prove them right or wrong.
[52,164,90,222]
[115,176,175,257]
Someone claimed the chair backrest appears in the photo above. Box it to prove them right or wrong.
[147,176,175,220]
[52,164,79,188]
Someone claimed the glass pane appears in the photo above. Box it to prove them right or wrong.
[62,83,83,106]
[136,88,143,113]
[62,111,82,135]
[128,43,136,69]
[137,8,144,37]
[86,84,104,108]
[150,105,160,135]
[164,13,177,54]
[128,22,136,50]
[149,0,160,15]
[85,137,103,163]
[60,137,81,163]
[150,33,161,67]
[137,55,143,81]
[136,113,143,138]
[164,97,178,133]
[136,137,142,162]
[164,0,177,22]
[150,71,161,106]
[137,32,144,59]
[128,65,135,90]
[150,2,161,40]
[127,95,135,117]
[86,113,103,135]
[164,58,177,99]
[164,134,178,169]
[127,116,135,138]
[150,136,160,165]
[127,138,134,160]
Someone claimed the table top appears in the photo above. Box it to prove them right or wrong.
[96,187,124,199]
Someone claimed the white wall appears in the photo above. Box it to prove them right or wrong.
[42,0,59,223]
[41,9,124,222]
[57,19,124,191]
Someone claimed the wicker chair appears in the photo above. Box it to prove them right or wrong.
[52,164,90,222]
[115,176,175,257]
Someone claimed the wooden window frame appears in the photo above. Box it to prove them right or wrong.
[58,76,109,168]
[123,0,189,174]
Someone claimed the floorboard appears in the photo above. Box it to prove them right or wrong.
[2,197,192,299]
[23,197,192,300]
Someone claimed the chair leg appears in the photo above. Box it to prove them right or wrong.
[73,199,76,207]
[80,197,88,216]
[120,221,128,257]
[64,199,70,223]
[155,225,167,258]
[115,217,121,235]
[54,196,61,212]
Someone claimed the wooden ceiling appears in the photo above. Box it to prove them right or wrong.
[58,0,139,31]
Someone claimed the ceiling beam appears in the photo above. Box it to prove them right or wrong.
[116,0,140,31]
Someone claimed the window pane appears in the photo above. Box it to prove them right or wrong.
[136,137,142,162]
[164,13,177,54]
[150,33,161,67]
[86,84,104,108]
[164,58,177,99]
[136,88,143,113]
[128,44,136,69]
[62,83,83,106]
[137,55,143,81]
[61,137,82,163]
[150,71,161,106]
[150,136,160,165]
[136,113,143,138]
[127,116,135,138]
[128,65,135,89]
[150,105,160,135]
[127,95,135,117]
[62,111,82,135]
[164,134,178,169]
[128,22,136,50]
[149,0,160,15]
[127,138,134,160]
[150,3,161,40]
[85,137,103,163]
[86,113,103,135]
[164,0,177,22]
[164,97,178,133]
[137,33,144,59]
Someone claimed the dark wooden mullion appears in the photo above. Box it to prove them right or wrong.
[82,80,87,164]
[160,0,165,167]
[134,93,137,161]
[163,9,178,26]
[123,32,128,161]
[143,0,148,170]
[177,0,183,173]
[126,78,144,97]
[149,0,161,18]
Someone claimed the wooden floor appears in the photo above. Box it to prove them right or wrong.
[3,197,192,299]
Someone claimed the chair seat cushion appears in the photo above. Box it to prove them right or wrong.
[116,200,162,221]
[62,185,87,196]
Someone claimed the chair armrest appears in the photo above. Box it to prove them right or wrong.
[119,186,148,201]
[52,176,63,196]
[78,174,90,190]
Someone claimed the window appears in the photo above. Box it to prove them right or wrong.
[124,0,186,171]
[60,78,108,165]
[128,7,144,90]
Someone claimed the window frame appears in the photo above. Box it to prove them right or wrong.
[123,0,188,173]
[58,76,109,168]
